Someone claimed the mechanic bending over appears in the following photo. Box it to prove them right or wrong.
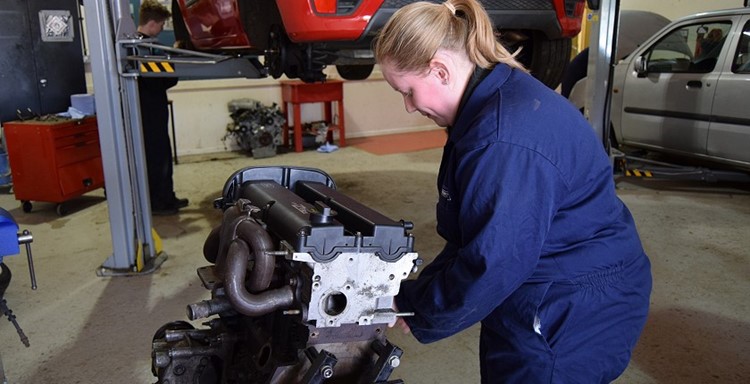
[137,0,187,215]
[375,0,652,382]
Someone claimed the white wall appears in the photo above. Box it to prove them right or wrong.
[166,70,434,156]
[621,0,744,20]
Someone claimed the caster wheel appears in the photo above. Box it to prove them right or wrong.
[22,201,32,213]
[55,203,68,216]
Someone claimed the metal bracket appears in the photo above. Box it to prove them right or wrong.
[118,38,268,80]
[302,347,338,384]
[367,340,404,383]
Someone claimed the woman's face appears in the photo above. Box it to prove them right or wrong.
[381,60,458,127]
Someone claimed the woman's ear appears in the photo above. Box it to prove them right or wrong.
[429,60,450,85]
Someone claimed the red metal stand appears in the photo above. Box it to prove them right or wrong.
[280,80,346,152]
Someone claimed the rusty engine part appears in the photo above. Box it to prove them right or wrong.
[151,166,420,383]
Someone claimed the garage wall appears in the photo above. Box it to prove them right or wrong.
[622,0,744,20]
[165,70,434,156]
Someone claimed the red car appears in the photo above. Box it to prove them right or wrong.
[172,0,586,87]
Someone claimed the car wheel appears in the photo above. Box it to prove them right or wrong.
[335,64,374,81]
[512,31,572,89]
[171,0,194,50]
[608,124,620,149]
[266,24,288,79]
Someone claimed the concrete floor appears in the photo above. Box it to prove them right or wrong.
[0,146,748,383]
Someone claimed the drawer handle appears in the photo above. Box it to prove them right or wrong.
[82,178,93,187]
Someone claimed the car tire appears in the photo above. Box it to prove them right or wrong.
[514,31,572,89]
[266,24,288,79]
[171,0,194,50]
[608,124,620,149]
[335,64,374,81]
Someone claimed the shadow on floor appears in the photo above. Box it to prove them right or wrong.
[17,272,207,383]
[2,194,107,225]
[633,307,750,383]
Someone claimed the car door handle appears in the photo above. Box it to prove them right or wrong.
[686,80,703,89]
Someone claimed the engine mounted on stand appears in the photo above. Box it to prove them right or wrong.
[151,166,421,383]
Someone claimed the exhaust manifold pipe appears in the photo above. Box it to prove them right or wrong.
[192,200,293,319]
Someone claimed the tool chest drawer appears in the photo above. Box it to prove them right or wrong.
[3,116,104,213]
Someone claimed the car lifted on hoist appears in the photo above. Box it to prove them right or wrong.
[171,0,586,87]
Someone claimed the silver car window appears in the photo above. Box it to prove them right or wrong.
[732,20,750,73]
[645,21,731,73]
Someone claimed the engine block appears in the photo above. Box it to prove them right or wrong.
[151,166,420,384]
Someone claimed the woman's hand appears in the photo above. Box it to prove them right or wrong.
[389,303,411,334]
[391,316,412,334]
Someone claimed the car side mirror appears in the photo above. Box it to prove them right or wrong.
[634,56,648,77]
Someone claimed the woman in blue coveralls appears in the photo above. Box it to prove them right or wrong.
[375,0,652,382]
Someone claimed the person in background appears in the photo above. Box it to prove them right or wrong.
[375,0,652,382]
[696,27,724,58]
[137,0,186,215]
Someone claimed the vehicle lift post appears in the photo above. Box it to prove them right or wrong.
[83,0,165,276]
[583,0,620,158]
[82,0,269,277]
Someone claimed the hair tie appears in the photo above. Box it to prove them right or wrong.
[443,1,456,15]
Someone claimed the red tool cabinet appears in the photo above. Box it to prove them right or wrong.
[3,116,104,215]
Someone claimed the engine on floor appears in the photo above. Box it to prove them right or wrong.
[151,166,420,384]
[225,99,285,159]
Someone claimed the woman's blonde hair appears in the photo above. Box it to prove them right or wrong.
[374,0,525,73]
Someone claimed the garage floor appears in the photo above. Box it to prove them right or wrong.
[0,146,748,383]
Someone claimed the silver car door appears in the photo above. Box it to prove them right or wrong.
[707,16,750,167]
[619,21,730,156]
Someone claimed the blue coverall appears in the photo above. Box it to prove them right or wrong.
[394,63,652,383]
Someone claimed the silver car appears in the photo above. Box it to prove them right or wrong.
[608,7,750,171]
[570,8,750,172]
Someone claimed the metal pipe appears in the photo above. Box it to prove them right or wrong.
[235,220,275,292]
[213,203,246,275]
[225,239,293,317]
[18,230,36,290]
[186,298,233,321]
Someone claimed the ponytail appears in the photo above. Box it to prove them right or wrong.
[374,0,525,73]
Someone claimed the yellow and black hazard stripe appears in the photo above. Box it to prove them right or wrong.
[140,61,174,73]
[623,168,653,178]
